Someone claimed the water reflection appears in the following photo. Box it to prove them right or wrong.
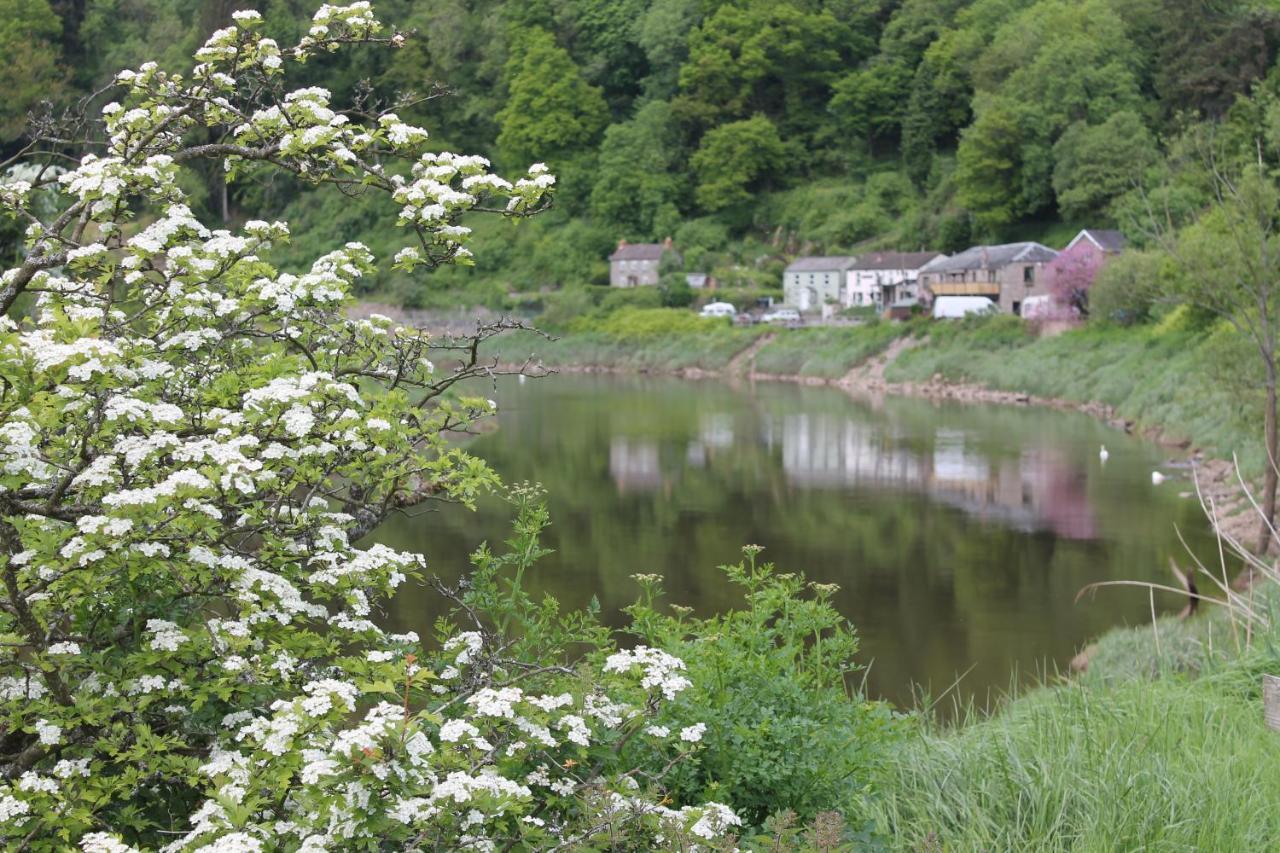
[375,375,1216,708]
[616,407,1099,542]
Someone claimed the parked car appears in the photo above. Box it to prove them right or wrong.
[734,312,756,326]
[761,308,802,325]
[698,302,737,318]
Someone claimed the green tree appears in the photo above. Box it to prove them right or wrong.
[496,26,608,167]
[636,0,701,99]
[954,96,1027,230]
[0,0,66,142]
[1052,111,1156,219]
[674,1,854,142]
[1154,161,1280,553]
[691,114,787,212]
[590,101,685,238]
[829,58,913,150]
[957,0,1145,228]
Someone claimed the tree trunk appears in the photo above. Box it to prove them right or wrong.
[1258,375,1278,555]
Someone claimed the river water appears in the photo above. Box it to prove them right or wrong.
[376,374,1217,707]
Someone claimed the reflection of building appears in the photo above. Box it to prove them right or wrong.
[700,413,734,449]
[609,437,662,492]
[777,416,1097,538]
[780,414,922,487]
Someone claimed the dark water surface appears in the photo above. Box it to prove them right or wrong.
[375,374,1214,707]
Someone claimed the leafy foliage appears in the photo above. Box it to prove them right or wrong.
[0,8,755,848]
[623,549,899,828]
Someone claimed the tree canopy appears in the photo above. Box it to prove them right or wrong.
[2,0,1280,289]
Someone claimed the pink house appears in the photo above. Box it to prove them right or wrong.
[1030,229,1126,320]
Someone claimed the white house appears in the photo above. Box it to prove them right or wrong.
[845,251,946,309]
[783,256,857,311]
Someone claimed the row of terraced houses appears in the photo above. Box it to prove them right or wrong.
[778,230,1126,316]
[608,230,1126,317]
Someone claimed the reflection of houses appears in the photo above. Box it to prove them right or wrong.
[776,417,1097,538]
[699,413,734,449]
[609,437,662,492]
[783,256,857,311]
[918,242,1059,315]
[780,414,923,487]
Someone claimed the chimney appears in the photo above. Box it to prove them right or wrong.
[662,236,673,250]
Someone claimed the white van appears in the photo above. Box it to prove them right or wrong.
[699,302,737,318]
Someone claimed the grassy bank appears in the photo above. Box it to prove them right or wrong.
[867,658,1280,849]
[864,572,1280,850]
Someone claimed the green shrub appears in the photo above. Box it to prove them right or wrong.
[622,549,899,829]
[574,307,726,339]
[1090,250,1159,326]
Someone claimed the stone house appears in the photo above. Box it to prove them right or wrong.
[609,238,678,287]
[845,251,946,309]
[918,242,1059,315]
[783,256,858,311]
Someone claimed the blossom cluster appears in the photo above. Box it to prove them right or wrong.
[0,4,739,850]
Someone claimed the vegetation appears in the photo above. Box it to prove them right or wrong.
[6,2,1280,851]
[0,11,761,848]
[6,0,1278,305]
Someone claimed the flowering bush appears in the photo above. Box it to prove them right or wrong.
[0,5,739,849]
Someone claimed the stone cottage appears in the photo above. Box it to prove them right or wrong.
[845,251,946,309]
[609,238,678,287]
[918,242,1059,315]
[783,256,858,311]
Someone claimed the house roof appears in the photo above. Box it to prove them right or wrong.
[920,242,1058,273]
[851,251,945,271]
[609,243,668,261]
[1066,229,1127,253]
[784,255,858,273]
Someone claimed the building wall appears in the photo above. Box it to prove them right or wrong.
[995,262,1052,315]
[610,258,661,287]
[784,270,843,310]
[846,268,917,307]
[921,264,1051,314]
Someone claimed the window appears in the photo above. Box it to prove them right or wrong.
[1023,265,1035,284]
[1012,300,1022,316]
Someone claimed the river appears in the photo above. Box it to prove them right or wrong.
[375,374,1217,708]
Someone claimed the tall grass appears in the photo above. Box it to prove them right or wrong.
[749,322,913,378]
[866,662,1280,850]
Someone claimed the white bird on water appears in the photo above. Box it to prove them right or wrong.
[1099,445,1109,463]
[1152,471,1166,485]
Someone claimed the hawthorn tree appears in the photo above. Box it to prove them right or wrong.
[0,4,739,849]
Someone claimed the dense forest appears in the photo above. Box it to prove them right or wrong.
[4,0,1280,305]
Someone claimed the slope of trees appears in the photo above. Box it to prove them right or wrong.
[3,0,1280,297]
